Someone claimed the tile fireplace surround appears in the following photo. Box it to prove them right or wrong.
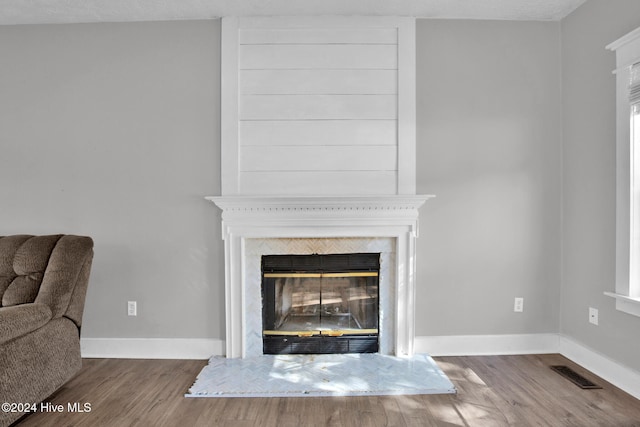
[208,195,432,358]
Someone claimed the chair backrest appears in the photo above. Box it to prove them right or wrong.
[0,235,93,328]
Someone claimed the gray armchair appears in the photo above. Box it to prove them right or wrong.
[0,235,93,426]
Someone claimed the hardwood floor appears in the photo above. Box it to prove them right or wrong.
[12,354,640,426]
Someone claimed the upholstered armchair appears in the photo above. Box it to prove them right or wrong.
[0,235,93,426]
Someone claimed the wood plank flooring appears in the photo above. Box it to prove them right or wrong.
[12,354,640,426]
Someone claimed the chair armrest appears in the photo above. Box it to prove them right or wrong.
[0,303,52,345]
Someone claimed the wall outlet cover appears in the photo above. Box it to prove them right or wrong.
[514,297,524,312]
[128,301,137,316]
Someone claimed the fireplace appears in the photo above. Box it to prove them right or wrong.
[207,195,432,358]
[211,17,429,358]
[261,253,380,354]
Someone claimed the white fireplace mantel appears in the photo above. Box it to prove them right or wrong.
[207,195,433,358]
[210,195,431,230]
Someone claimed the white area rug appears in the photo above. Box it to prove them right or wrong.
[186,353,456,398]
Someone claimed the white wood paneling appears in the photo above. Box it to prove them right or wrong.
[240,120,396,147]
[240,69,397,95]
[239,44,397,70]
[239,15,413,30]
[239,171,398,195]
[240,145,397,172]
[239,28,397,45]
[221,16,416,196]
[240,94,397,120]
[396,20,416,194]
[221,16,240,195]
[81,338,224,359]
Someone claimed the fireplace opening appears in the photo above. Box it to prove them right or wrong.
[261,253,380,355]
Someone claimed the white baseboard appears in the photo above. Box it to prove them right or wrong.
[558,335,640,400]
[80,338,225,360]
[415,333,640,400]
[414,333,559,356]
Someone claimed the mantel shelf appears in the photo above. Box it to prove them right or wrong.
[206,194,434,214]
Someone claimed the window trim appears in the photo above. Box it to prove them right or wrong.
[606,27,640,317]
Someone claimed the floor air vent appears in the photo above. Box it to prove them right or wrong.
[550,365,602,389]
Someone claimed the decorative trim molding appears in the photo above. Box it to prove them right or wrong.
[416,333,640,400]
[559,335,640,400]
[415,333,560,356]
[606,26,640,52]
[207,195,434,236]
[607,26,640,318]
[221,16,240,195]
[603,291,640,317]
[208,195,432,211]
[80,338,224,360]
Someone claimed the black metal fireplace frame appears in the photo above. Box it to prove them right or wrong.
[261,253,380,355]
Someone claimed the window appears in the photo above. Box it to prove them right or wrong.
[606,28,640,317]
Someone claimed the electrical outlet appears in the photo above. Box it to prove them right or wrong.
[589,307,598,325]
[514,297,524,312]
[127,301,137,316]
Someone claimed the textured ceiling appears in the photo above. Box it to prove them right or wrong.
[0,0,587,25]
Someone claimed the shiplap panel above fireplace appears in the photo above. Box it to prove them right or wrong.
[238,28,398,45]
[239,44,397,69]
[239,120,396,147]
[240,69,397,95]
[241,145,397,171]
[221,16,416,196]
[239,94,397,120]
[240,171,398,195]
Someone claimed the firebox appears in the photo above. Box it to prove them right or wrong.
[261,253,380,355]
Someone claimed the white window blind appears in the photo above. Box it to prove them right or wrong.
[630,62,640,105]
[631,62,640,299]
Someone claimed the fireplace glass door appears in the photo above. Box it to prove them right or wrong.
[262,253,379,354]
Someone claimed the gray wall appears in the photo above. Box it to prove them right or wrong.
[416,20,563,336]
[1,18,564,343]
[0,18,565,342]
[561,0,640,371]
[0,20,226,340]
